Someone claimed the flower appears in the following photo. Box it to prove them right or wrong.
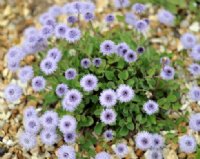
[40,25,53,39]
[7,61,20,72]
[151,134,165,149]
[48,5,62,17]
[180,33,196,49]
[189,113,200,131]
[65,27,81,43]
[18,66,34,83]
[40,129,58,146]
[135,131,152,150]
[80,74,98,92]
[124,49,138,63]
[189,86,200,101]
[59,115,77,134]
[160,66,175,80]
[132,3,146,14]
[65,68,77,80]
[23,106,37,119]
[147,150,163,159]
[160,57,171,66]
[55,23,68,39]
[19,131,37,150]
[105,14,115,23]
[24,26,37,37]
[137,46,145,54]
[40,58,57,75]
[95,152,111,159]
[100,109,117,125]
[179,135,197,154]
[117,84,135,103]
[116,42,129,57]
[40,111,59,130]
[57,145,76,159]
[67,16,77,24]
[24,116,41,134]
[43,17,56,29]
[81,58,91,69]
[135,20,148,33]
[56,84,68,97]
[84,12,95,22]
[93,58,102,67]
[143,100,159,115]
[47,48,62,62]
[64,131,76,143]
[190,44,200,61]
[100,40,116,55]
[6,46,24,62]
[39,12,51,25]
[103,130,114,141]
[125,12,137,26]
[99,89,117,108]
[4,84,22,102]
[114,143,128,158]
[188,63,200,76]
[32,76,46,92]
[114,0,130,9]
[157,9,174,26]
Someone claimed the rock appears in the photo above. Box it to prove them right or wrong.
[163,148,178,159]
[0,148,8,157]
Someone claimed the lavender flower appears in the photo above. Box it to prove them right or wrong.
[100,40,116,55]
[65,27,81,43]
[137,46,145,54]
[114,0,130,9]
[151,134,165,149]
[57,145,76,159]
[95,152,111,159]
[6,46,24,62]
[180,33,196,49]
[4,84,22,102]
[55,23,68,39]
[40,58,57,75]
[160,66,175,80]
[116,42,129,57]
[23,106,37,119]
[24,116,41,134]
[40,25,53,39]
[103,130,114,141]
[40,111,59,130]
[179,135,197,154]
[117,84,135,103]
[24,27,37,37]
[190,44,200,61]
[7,61,20,72]
[148,150,163,159]
[132,3,146,14]
[56,84,68,97]
[99,89,117,108]
[59,115,77,134]
[157,9,174,26]
[47,48,62,62]
[71,1,83,14]
[65,68,77,80]
[93,58,102,67]
[62,3,74,14]
[125,12,137,26]
[143,100,159,115]
[124,49,138,63]
[100,109,117,125]
[188,63,200,76]
[19,131,37,150]
[81,58,91,69]
[160,57,171,66]
[67,16,77,24]
[32,76,46,92]
[80,74,98,92]
[135,20,148,33]
[64,131,76,143]
[84,12,95,22]
[43,17,56,29]
[105,14,115,23]
[189,86,200,101]
[82,1,96,13]
[39,12,51,25]
[135,131,152,150]
[40,129,58,146]
[48,5,62,17]
[189,113,200,131]
[18,66,34,83]
[114,143,128,158]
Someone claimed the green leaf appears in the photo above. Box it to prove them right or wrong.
[127,122,134,130]
[119,126,129,137]
[105,71,115,80]
[195,147,200,159]
[94,123,104,135]
[118,71,129,80]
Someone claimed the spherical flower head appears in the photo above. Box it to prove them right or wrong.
[62,3,74,14]
[124,49,138,63]
[137,46,145,54]
[4,84,22,102]
[116,42,129,57]
[47,48,62,63]
[40,25,53,39]
[24,26,38,37]
[93,58,102,67]
[48,5,62,17]
[180,33,196,49]
[59,115,77,134]
[24,116,41,134]
[190,44,200,61]
[132,3,146,14]
[103,130,114,141]
[80,74,98,92]
[56,83,68,97]
[57,145,76,159]
[143,100,159,115]
[151,134,165,149]
[99,89,117,108]
[100,109,117,125]
[135,131,152,150]
[81,58,91,69]
[125,12,137,26]
[39,12,51,25]
[114,0,130,9]
[64,131,76,143]
[40,58,57,75]
[40,111,59,130]
[100,40,116,55]
[179,135,197,154]
[67,16,77,24]
[7,60,20,72]
[43,17,56,29]
[189,86,200,101]
[23,106,37,119]
[117,84,135,103]
[32,76,46,92]
[160,66,175,80]
[95,152,111,159]
[189,113,200,131]
[6,46,24,62]
[157,9,174,26]
[19,131,37,150]
[105,14,115,23]
[114,143,128,158]
[40,129,58,146]
[148,150,163,159]
[65,27,81,43]
[18,66,34,83]
[84,12,95,22]
[71,1,84,13]
[65,68,77,80]
[188,63,200,76]
[55,23,68,39]
[160,57,171,66]
[135,20,148,33]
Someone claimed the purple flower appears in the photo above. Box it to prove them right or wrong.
[114,143,128,158]
[114,0,130,9]
[62,3,74,14]
[160,57,171,66]
[80,74,98,92]
[57,145,76,159]
[65,27,81,43]
[135,131,152,150]
[189,113,200,131]
[39,12,51,25]
[47,48,62,62]
[103,130,114,141]
[24,27,38,37]
[179,135,197,154]
[105,14,115,23]
[151,134,165,149]
[6,46,24,62]
[40,25,53,39]
[132,3,146,14]
[188,63,200,76]
[48,5,62,17]
[157,9,174,26]
[190,44,200,61]
[143,100,159,115]
[100,40,116,55]
[125,12,137,26]
[64,131,76,143]
[40,129,58,146]
[160,66,175,80]
[67,16,77,24]
[148,150,163,159]
[40,58,57,75]
[23,106,37,119]
[137,46,145,54]
[95,152,111,159]
[62,89,83,112]
[24,116,41,134]
[180,33,196,49]
[43,17,56,29]
[55,23,68,39]
[124,49,138,63]
[19,131,37,150]
[117,84,135,103]
[59,115,77,134]
[4,84,22,102]
[189,86,200,101]
[100,109,117,125]
[7,61,20,72]
[93,58,102,67]
[18,66,34,83]
[32,76,46,92]
[83,12,95,22]
[71,1,83,14]
[65,68,77,80]
[40,111,59,130]
[135,20,148,33]
[99,89,117,108]
[81,58,91,69]
[56,84,68,97]
[82,1,96,13]
[116,42,129,57]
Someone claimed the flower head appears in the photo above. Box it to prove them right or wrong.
[188,63,200,76]
[47,48,62,62]
[57,145,76,159]
[117,84,134,103]
[114,0,130,9]
[100,40,116,55]
[189,86,200,101]
[180,33,196,49]
[100,109,117,125]
[160,57,171,66]
[18,66,34,83]
[189,113,200,131]
[4,84,22,102]
[132,3,146,14]
[125,12,137,26]
[179,135,197,154]
[105,14,115,23]
[32,76,46,92]
[6,46,24,62]
[24,27,37,37]
[151,134,165,149]
[93,58,102,67]
[137,46,145,54]
[114,143,128,158]
[190,44,200,61]
[157,9,174,26]
[116,42,129,57]
[56,84,68,97]
[40,111,59,130]
[80,74,98,92]
[40,58,57,75]
[95,152,111,159]
[40,129,58,146]
[81,58,91,69]
[55,23,68,39]
[147,150,163,159]
[103,130,114,141]
[160,66,175,80]
[65,68,77,80]
[7,61,20,72]
[24,116,41,134]
[124,49,138,63]
[43,17,56,29]
[23,106,37,119]
[48,5,62,17]
[84,12,95,22]
[65,27,81,43]
[67,16,77,24]
[143,100,159,115]
[19,131,37,150]
[64,131,76,143]
[135,131,152,150]
[59,115,77,134]
[99,89,117,108]
[40,25,53,39]
[135,20,148,33]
